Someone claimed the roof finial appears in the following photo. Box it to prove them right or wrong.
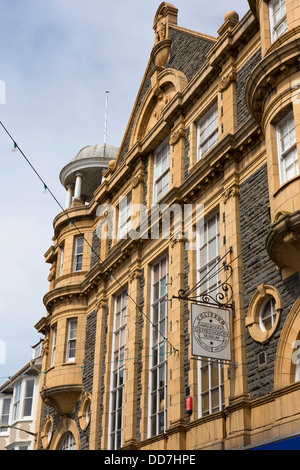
[103,91,109,159]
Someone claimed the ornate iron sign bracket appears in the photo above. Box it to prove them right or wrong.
[173,247,234,311]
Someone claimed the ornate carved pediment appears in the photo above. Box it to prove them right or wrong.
[153,3,178,44]
[129,68,188,147]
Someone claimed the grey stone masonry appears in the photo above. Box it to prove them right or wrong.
[240,163,300,400]
[91,228,101,269]
[165,28,215,83]
[236,49,261,128]
[184,241,191,423]
[136,269,145,442]
[98,302,109,449]
[184,127,190,180]
[83,310,97,394]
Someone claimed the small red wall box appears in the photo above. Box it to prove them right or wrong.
[186,396,193,414]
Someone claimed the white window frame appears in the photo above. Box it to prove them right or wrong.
[22,379,35,418]
[148,255,168,438]
[197,102,219,161]
[196,211,224,418]
[11,378,36,423]
[7,443,30,450]
[118,194,132,239]
[153,137,170,202]
[0,397,11,433]
[276,111,299,185]
[269,0,287,43]
[65,318,78,363]
[197,211,220,296]
[108,289,127,450]
[197,360,225,417]
[259,297,277,332]
[50,325,57,367]
[59,243,64,276]
[32,342,42,360]
[12,383,21,422]
[73,235,84,272]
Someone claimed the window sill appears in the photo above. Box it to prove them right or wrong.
[10,417,34,426]
[273,174,300,198]
[62,361,77,366]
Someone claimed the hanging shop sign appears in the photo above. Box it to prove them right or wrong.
[191,303,231,362]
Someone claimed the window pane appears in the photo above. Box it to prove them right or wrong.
[201,365,209,392]
[159,366,165,387]
[160,277,167,297]
[151,416,156,436]
[151,392,157,414]
[153,283,159,302]
[202,392,209,416]
[211,363,219,388]
[23,398,33,417]
[211,389,220,412]
[158,412,164,434]
[152,370,157,391]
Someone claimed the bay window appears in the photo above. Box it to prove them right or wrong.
[66,319,78,362]
[11,379,35,422]
[269,0,287,43]
[50,325,57,367]
[276,111,299,185]
[0,397,11,432]
[73,235,84,272]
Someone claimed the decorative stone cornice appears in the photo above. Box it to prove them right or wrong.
[222,185,240,204]
[131,173,145,189]
[95,298,107,311]
[129,269,142,284]
[170,234,186,247]
[170,127,186,145]
[218,71,237,92]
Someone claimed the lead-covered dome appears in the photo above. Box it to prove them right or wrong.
[60,144,119,206]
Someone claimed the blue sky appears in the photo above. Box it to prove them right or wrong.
[0,0,250,384]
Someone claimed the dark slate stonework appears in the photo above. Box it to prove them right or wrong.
[143,157,149,208]
[83,310,97,394]
[236,49,262,128]
[240,163,300,400]
[91,228,101,269]
[184,241,191,423]
[165,28,215,82]
[184,127,190,180]
[40,405,59,450]
[136,269,145,442]
[98,302,109,449]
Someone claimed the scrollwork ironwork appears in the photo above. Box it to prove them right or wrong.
[173,248,234,310]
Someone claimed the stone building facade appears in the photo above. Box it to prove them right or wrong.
[34,1,300,450]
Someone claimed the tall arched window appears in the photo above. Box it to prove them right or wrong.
[274,298,300,390]
[60,432,76,450]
